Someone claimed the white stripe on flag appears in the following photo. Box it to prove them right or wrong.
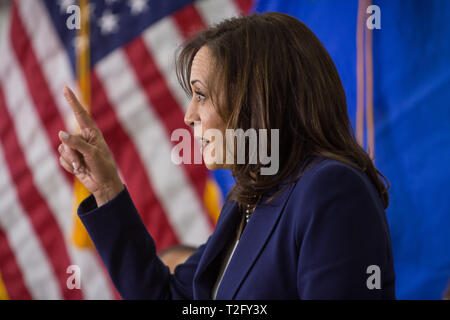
[12,0,114,300]
[142,17,190,111]
[0,37,81,299]
[16,0,77,130]
[96,50,212,247]
[0,145,61,299]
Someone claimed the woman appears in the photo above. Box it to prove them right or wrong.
[58,12,395,299]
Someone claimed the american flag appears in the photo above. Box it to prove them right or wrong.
[0,0,252,300]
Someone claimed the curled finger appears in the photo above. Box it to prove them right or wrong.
[59,156,75,174]
[59,152,85,174]
[60,144,83,172]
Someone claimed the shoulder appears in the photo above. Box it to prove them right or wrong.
[286,158,386,232]
[291,157,380,205]
[286,159,395,299]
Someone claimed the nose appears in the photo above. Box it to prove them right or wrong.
[184,101,199,127]
[184,117,195,128]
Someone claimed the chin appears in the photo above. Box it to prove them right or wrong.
[202,145,227,171]
[203,154,229,171]
[204,161,223,171]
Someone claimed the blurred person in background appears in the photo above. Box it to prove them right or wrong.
[443,279,450,300]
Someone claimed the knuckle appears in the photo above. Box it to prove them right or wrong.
[69,135,79,146]
[89,127,98,136]
[59,157,68,169]
[73,107,85,115]
[60,146,68,156]
[61,153,71,163]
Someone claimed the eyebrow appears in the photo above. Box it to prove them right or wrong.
[190,79,207,87]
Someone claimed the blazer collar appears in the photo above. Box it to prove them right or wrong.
[193,180,296,299]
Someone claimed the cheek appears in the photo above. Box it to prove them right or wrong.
[201,106,224,132]
[201,109,227,163]
[202,114,225,148]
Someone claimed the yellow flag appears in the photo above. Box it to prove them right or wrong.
[0,272,9,300]
[71,0,93,248]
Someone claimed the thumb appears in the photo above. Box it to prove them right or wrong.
[58,131,93,155]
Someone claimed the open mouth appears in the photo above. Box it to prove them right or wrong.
[201,137,210,148]
[195,136,210,149]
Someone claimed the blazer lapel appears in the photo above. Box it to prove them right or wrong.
[215,181,296,299]
[193,200,241,299]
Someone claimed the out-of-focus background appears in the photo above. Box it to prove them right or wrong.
[0,0,448,300]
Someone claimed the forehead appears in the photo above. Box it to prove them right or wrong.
[190,46,212,82]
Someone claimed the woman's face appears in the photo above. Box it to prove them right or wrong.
[184,46,229,170]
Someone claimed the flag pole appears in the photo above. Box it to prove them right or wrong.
[71,0,93,248]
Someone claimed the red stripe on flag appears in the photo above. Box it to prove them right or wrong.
[0,226,32,299]
[90,72,179,251]
[123,38,214,228]
[9,4,72,185]
[172,3,208,38]
[233,0,254,14]
[0,87,83,300]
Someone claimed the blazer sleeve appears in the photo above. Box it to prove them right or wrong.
[295,163,395,299]
[77,185,207,300]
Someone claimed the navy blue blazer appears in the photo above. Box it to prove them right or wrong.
[78,158,395,299]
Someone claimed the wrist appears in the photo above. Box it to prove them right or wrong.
[94,179,124,207]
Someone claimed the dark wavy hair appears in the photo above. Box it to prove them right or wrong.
[176,12,389,209]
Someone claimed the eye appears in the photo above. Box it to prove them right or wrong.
[194,90,206,102]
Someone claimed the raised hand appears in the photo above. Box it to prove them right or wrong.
[58,86,124,206]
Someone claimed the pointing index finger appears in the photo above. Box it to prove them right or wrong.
[63,86,96,130]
